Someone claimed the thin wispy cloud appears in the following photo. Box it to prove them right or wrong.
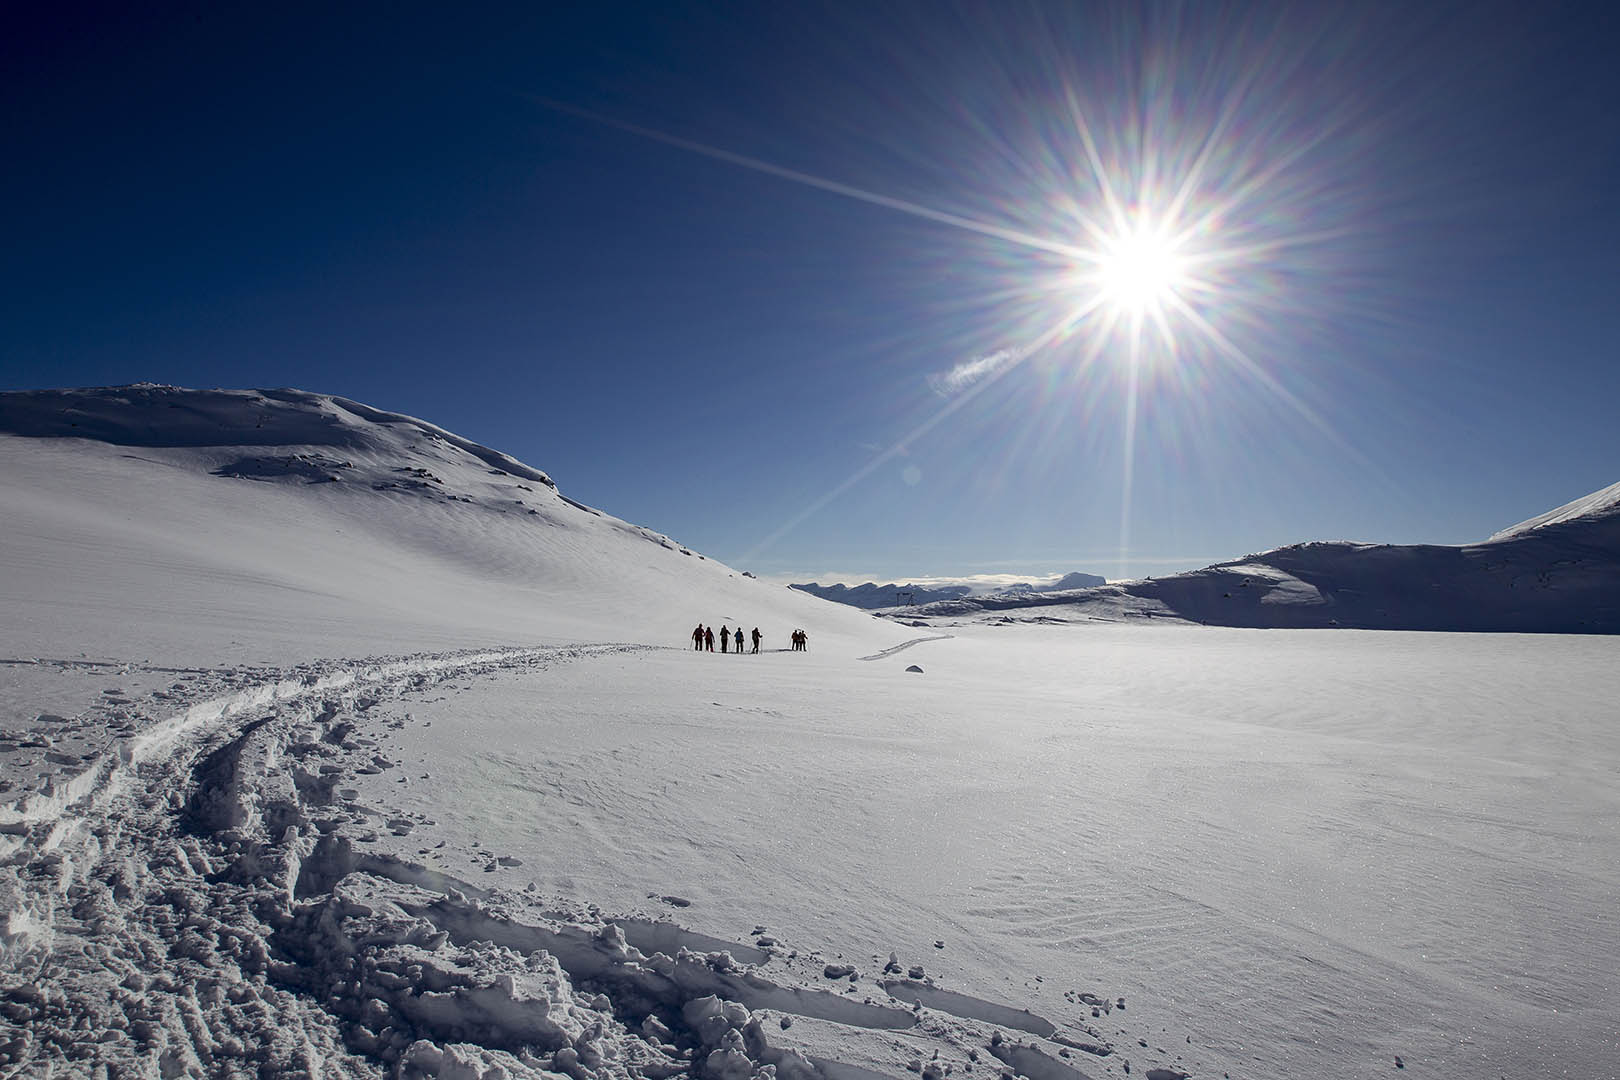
[930,348,1021,395]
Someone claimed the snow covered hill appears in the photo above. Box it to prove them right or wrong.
[0,384,883,667]
[910,484,1620,633]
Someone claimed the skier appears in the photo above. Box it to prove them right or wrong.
[704,626,714,652]
[692,623,704,651]
[751,627,761,654]
[720,624,729,653]
[734,627,744,654]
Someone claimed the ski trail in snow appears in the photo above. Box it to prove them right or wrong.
[0,645,643,839]
[856,634,953,661]
[0,639,1122,1079]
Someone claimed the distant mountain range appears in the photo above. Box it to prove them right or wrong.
[906,481,1620,634]
[791,571,1106,610]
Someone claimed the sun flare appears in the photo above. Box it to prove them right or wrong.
[1093,215,1188,318]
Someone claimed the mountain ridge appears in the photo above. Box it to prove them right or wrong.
[909,490,1620,633]
[790,570,1106,610]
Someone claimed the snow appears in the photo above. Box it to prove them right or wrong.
[3,385,1618,1080]
[1490,477,1620,540]
[912,513,1620,633]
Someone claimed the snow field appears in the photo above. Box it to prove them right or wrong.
[0,641,1162,1080]
[335,630,1620,1079]
[5,387,1619,1079]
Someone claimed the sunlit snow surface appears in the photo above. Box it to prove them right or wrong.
[2,386,1617,1080]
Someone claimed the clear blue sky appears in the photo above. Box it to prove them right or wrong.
[6,1,1618,582]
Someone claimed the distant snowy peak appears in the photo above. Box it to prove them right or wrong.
[1018,571,1106,592]
[1488,478,1620,542]
[791,582,973,610]
[792,571,1106,610]
[0,384,554,487]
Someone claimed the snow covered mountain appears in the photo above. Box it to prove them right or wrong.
[791,572,1106,610]
[910,483,1620,633]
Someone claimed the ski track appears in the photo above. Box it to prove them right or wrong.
[855,636,953,662]
[0,642,1125,1080]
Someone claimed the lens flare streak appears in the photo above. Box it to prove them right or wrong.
[540,29,1365,573]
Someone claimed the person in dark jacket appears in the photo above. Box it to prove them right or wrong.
[704,626,714,652]
[734,627,744,653]
[692,624,705,651]
[751,627,761,654]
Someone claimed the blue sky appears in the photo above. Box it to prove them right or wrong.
[6,2,1619,583]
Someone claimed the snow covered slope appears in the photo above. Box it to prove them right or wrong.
[913,484,1620,633]
[0,384,885,668]
[1489,476,1620,540]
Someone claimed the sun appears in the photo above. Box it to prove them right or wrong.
[1092,213,1189,319]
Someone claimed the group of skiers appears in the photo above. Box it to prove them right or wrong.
[692,623,758,653]
[689,624,808,653]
